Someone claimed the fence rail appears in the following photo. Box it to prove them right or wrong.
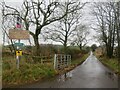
[32,56,52,63]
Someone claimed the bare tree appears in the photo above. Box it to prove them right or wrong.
[1,2,17,52]
[114,2,120,59]
[92,2,117,58]
[43,2,87,53]
[72,24,89,50]
[2,0,85,55]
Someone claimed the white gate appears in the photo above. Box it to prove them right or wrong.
[54,54,71,70]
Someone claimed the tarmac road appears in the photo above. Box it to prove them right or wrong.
[20,52,118,88]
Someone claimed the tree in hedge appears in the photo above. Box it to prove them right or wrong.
[91,44,97,52]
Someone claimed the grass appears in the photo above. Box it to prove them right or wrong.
[2,53,56,87]
[2,51,89,87]
[71,54,89,66]
[3,65,56,87]
[99,57,120,75]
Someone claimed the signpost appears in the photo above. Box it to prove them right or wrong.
[16,50,22,57]
[9,15,30,69]
[16,46,22,69]
[14,43,24,49]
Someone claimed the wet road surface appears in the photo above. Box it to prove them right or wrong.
[20,52,118,88]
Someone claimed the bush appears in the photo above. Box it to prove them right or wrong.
[58,47,81,58]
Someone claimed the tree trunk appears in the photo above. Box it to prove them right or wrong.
[117,2,120,59]
[79,43,82,50]
[33,35,40,56]
[64,43,67,54]
[107,43,113,58]
[106,42,112,58]
[116,22,120,59]
[64,34,68,54]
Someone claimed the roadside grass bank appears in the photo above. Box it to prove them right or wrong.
[2,52,89,87]
[2,53,56,87]
[71,54,89,67]
[98,56,120,75]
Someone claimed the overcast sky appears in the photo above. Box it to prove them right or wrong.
[0,4,2,45]
[1,0,117,46]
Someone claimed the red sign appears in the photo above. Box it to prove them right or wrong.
[16,24,21,28]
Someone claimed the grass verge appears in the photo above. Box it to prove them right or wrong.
[2,53,89,87]
[2,54,56,87]
[98,57,120,75]
[71,54,89,66]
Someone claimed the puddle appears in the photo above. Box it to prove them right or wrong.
[57,71,73,82]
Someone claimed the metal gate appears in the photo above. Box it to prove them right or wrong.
[54,54,71,70]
